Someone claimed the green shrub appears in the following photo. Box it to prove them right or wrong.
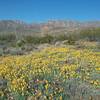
[40,34,54,43]
[55,34,68,41]
[79,28,100,41]
[0,49,3,56]
[96,42,100,50]
[16,39,26,47]
[24,35,40,44]
[0,33,16,42]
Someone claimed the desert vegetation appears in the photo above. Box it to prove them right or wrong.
[0,47,100,100]
[0,20,100,100]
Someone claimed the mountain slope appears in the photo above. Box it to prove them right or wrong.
[0,20,100,36]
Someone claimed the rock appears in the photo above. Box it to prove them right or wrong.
[0,78,7,90]
[62,40,69,44]
[55,41,62,46]
[37,43,50,50]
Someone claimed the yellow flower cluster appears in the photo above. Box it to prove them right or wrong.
[11,78,27,92]
[0,47,100,98]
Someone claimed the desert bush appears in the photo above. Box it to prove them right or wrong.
[0,33,16,42]
[40,34,54,43]
[96,42,100,50]
[9,48,24,55]
[0,49,3,56]
[16,39,26,47]
[79,28,100,41]
[23,35,40,44]
[55,34,68,41]
[63,79,94,100]
[24,35,54,44]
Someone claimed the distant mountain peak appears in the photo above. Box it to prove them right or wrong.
[0,20,100,35]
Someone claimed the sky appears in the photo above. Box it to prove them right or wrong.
[0,0,100,23]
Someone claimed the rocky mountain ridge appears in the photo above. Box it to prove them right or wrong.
[0,20,100,36]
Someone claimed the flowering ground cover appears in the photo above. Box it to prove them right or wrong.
[0,47,100,100]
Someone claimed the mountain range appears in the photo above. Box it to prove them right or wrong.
[0,20,100,36]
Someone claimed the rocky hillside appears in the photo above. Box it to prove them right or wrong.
[0,20,100,36]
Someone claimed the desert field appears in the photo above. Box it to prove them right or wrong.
[0,44,100,100]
